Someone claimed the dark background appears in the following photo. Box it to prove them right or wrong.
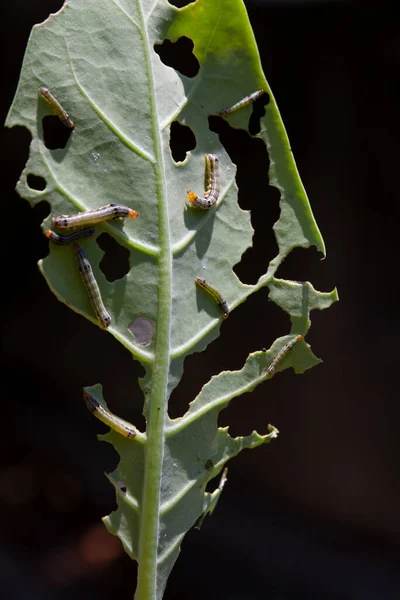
[1,0,399,598]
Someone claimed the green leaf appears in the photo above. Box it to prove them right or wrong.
[6,0,338,597]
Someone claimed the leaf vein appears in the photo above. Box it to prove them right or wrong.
[40,167,160,256]
[168,371,267,435]
[111,0,140,30]
[64,37,155,164]
[156,532,185,566]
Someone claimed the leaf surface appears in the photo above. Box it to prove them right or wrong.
[6,0,338,597]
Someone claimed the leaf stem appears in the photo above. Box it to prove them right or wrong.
[134,0,172,598]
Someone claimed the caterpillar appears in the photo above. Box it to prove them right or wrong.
[73,242,111,329]
[195,277,229,319]
[218,89,265,116]
[44,227,95,245]
[53,204,138,229]
[84,392,136,439]
[187,154,220,210]
[38,87,74,128]
[267,335,303,375]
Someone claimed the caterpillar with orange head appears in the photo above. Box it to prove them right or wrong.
[53,204,138,229]
[44,227,95,245]
[187,154,220,210]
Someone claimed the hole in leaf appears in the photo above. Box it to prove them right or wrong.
[169,121,196,163]
[248,92,270,136]
[42,115,72,150]
[35,200,52,254]
[168,0,195,6]
[101,354,146,433]
[169,287,284,419]
[154,36,199,78]
[116,481,127,494]
[105,474,127,495]
[97,233,130,282]
[129,317,154,346]
[27,174,46,191]
[208,115,280,284]
[275,246,324,288]
[204,473,221,494]
[34,200,51,222]
[219,388,272,440]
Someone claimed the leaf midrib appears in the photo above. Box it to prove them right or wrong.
[133,0,171,597]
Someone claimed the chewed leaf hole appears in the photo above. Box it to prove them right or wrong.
[27,174,46,191]
[42,115,72,150]
[275,246,325,288]
[248,92,270,136]
[204,473,221,494]
[169,288,281,420]
[129,317,154,346]
[208,116,280,284]
[169,121,196,163]
[168,0,195,7]
[97,233,130,282]
[218,390,263,438]
[105,474,127,495]
[34,199,51,221]
[118,481,127,494]
[154,36,199,78]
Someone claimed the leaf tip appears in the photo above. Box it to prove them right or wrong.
[267,424,279,438]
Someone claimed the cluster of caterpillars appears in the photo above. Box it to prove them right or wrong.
[38,86,302,436]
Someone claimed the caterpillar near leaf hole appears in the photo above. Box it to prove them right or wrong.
[187,154,220,210]
[44,227,95,245]
[218,89,265,116]
[84,392,136,439]
[53,203,138,229]
[38,87,74,128]
[73,242,111,329]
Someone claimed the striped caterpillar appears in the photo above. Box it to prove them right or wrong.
[53,204,138,229]
[267,335,303,375]
[38,87,74,128]
[73,242,111,329]
[84,392,137,439]
[218,89,265,116]
[44,227,95,245]
[195,277,229,319]
[187,154,220,210]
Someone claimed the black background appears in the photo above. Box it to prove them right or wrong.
[0,0,399,598]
